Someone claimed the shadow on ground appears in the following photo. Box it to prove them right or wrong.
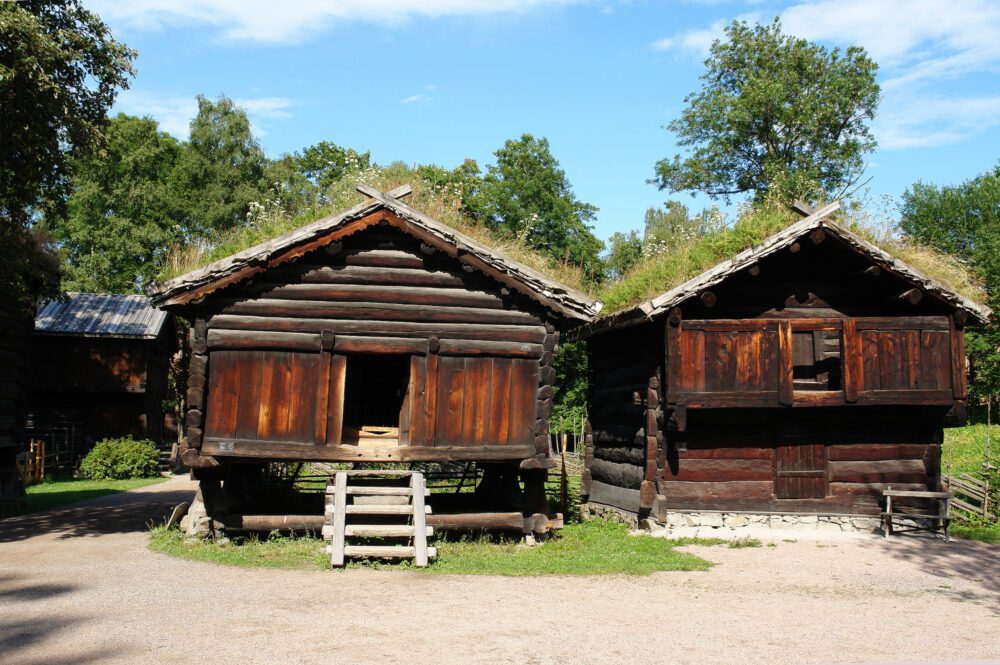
[0,484,196,544]
[0,573,125,665]
[861,533,1000,612]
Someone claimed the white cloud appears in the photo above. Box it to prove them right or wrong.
[875,95,1000,149]
[400,94,431,104]
[91,0,576,43]
[115,91,297,138]
[650,13,759,56]
[650,0,1000,149]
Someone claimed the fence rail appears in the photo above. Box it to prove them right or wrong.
[943,473,992,522]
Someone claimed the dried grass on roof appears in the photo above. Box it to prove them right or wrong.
[161,162,588,292]
[597,203,987,316]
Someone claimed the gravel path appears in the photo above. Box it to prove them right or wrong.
[1,476,998,665]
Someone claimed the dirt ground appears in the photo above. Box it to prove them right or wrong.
[1,476,998,665]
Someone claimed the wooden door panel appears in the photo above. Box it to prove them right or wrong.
[205,349,321,444]
[775,443,827,499]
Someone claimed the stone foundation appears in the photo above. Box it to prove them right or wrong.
[581,502,640,528]
[659,511,883,533]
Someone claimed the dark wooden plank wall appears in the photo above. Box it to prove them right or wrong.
[586,238,968,518]
[583,324,661,513]
[660,409,942,515]
[670,317,956,408]
[0,294,32,500]
[185,225,552,464]
[29,338,150,393]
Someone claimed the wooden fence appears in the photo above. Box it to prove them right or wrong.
[943,473,993,522]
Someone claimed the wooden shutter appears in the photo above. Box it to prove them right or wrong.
[774,444,827,499]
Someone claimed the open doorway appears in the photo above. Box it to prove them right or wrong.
[342,354,411,446]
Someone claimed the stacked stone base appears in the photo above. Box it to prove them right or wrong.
[659,511,883,533]
[583,501,891,534]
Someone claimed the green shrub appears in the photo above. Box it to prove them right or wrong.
[80,437,160,480]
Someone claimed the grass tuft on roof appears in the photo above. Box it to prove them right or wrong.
[160,162,589,292]
[597,201,987,315]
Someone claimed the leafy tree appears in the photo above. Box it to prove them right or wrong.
[604,230,644,280]
[45,114,184,293]
[175,95,268,235]
[899,165,1000,400]
[654,19,880,203]
[469,134,605,280]
[0,0,134,301]
[551,341,590,435]
[295,140,371,189]
[643,200,726,252]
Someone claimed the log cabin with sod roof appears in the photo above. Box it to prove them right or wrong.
[149,185,601,542]
[576,203,991,526]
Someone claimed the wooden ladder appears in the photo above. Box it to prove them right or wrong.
[323,470,435,567]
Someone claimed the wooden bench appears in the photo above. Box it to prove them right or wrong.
[882,489,951,541]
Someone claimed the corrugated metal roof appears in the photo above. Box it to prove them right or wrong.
[34,293,169,339]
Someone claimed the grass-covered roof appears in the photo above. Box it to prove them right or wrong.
[596,201,989,321]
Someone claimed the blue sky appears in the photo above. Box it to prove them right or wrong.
[91,0,1000,243]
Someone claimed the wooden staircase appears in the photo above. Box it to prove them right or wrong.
[323,470,436,567]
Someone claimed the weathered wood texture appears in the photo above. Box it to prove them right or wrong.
[583,235,975,518]
[583,325,661,512]
[655,408,944,514]
[27,325,175,453]
[183,225,550,465]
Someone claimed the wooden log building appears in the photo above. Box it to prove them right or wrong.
[149,185,600,528]
[0,293,34,502]
[578,203,991,522]
[28,293,175,464]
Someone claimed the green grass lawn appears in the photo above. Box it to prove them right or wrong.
[943,423,999,476]
[149,519,721,575]
[0,477,167,519]
[942,423,999,544]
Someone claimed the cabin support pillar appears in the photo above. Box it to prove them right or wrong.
[520,468,549,536]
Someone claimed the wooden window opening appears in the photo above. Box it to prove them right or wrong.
[792,328,842,392]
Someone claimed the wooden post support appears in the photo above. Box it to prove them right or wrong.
[778,321,794,405]
[411,473,429,568]
[329,472,347,567]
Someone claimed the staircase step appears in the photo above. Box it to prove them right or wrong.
[352,495,410,505]
[347,486,429,496]
[344,504,432,515]
[349,524,433,538]
[335,545,438,559]
[321,524,435,538]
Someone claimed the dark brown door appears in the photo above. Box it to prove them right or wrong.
[774,444,827,499]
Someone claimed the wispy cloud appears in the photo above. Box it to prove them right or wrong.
[91,0,577,44]
[649,0,1000,149]
[400,94,432,105]
[115,91,297,138]
[875,95,1000,149]
[651,14,759,55]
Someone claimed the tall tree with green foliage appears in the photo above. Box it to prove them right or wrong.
[0,0,134,301]
[175,95,268,235]
[295,140,371,190]
[468,134,605,280]
[46,114,185,293]
[654,19,880,203]
[604,230,644,281]
[899,164,1000,401]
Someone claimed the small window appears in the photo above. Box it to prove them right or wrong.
[792,329,841,392]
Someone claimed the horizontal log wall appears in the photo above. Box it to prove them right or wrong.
[184,225,552,466]
[660,408,943,515]
[584,324,659,512]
